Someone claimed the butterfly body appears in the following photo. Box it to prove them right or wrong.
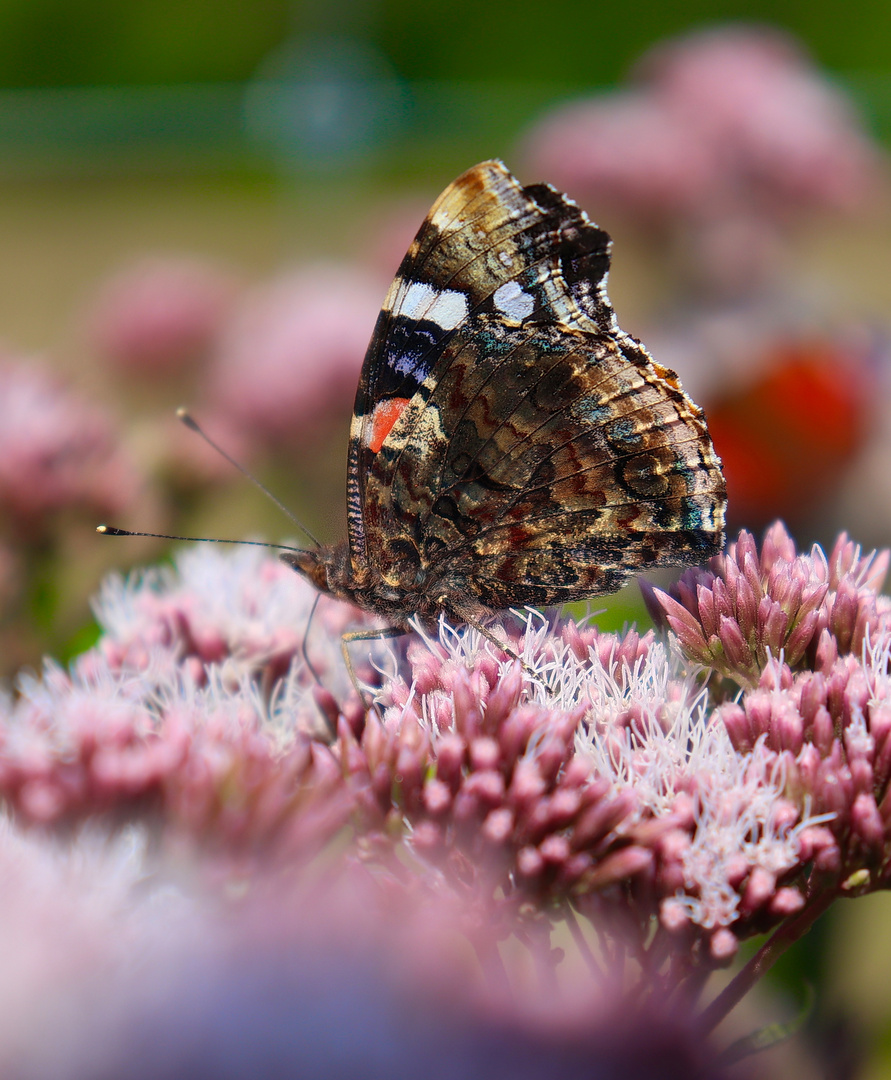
[283,161,726,629]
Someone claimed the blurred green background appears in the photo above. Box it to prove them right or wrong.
[1,2,891,1076]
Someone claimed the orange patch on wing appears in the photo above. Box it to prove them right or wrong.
[368,397,411,453]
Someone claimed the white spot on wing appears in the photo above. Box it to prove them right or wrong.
[393,280,468,331]
[493,280,534,321]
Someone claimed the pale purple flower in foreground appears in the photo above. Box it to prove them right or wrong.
[85,255,241,376]
[0,825,734,1080]
[207,265,385,450]
[0,359,139,538]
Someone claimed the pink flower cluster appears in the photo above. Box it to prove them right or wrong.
[89,543,381,698]
[647,521,891,910]
[523,25,881,225]
[206,265,384,451]
[0,662,349,858]
[645,521,891,685]
[0,546,384,852]
[3,523,891,1038]
[336,619,823,960]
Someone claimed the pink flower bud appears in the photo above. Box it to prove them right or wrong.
[461,770,505,811]
[696,583,719,639]
[718,702,753,752]
[469,737,500,772]
[482,807,515,845]
[709,929,739,963]
[517,845,544,877]
[718,615,755,672]
[410,820,443,852]
[852,792,885,850]
[784,610,820,666]
[434,735,466,785]
[815,628,839,672]
[734,575,759,640]
[762,603,790,653]
[584,845,653,889]
[660,896,691,933]
[831,581,860,654]
[770,700,803,754]
[424,778,452,816]
[769,887,805,916]
[741,867,776,913]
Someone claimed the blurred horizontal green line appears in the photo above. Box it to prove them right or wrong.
[0,74,885,177]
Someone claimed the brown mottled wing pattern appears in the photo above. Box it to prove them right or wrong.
[347,160,726,616]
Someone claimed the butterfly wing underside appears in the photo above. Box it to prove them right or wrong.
[347,160,726,614]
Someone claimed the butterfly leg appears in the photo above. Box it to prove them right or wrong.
[341,625,408,703]
[458,614,546,691]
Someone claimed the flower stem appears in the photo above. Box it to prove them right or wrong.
[563,904,604,980]
[697,890,836,1033]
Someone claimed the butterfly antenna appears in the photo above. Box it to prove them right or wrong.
[97,525,306,553]
[176,408,322,548]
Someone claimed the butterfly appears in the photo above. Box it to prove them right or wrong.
[282,161,726,649]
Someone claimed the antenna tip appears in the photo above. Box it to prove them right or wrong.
[176,407,198,431]
[96,524,107,534]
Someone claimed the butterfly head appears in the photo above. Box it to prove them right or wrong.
[280,544,349,598]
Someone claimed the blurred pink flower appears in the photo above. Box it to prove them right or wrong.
[522,24,882,226]
[207,264,384,450]
[523,92,718,221]
[0,358,139,537]
[85,255,241,375]
[637,25,881,215]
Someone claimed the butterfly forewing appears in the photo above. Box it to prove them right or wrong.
[329,160,725,627]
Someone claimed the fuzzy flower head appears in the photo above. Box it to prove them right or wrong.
[715,630,891,894]
[0,545,390,849]
[0,650,353,858]
[334,613,820,959]
[90,543,384,712]
[635,25,881,216]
